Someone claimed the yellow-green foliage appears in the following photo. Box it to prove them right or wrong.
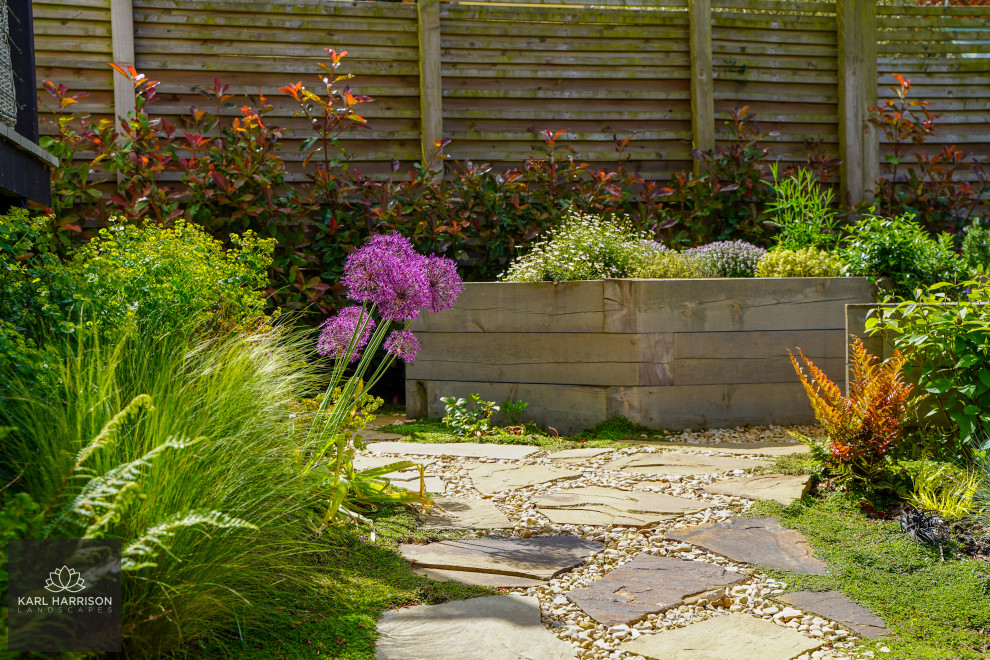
[629,250,703,279]
[69,220,275,333]
[756,247,843,278]
[907,460,980,520]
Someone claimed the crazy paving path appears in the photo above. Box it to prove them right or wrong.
[362,427,890,660]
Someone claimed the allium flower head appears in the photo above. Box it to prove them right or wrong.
[384,329,420,363]
[343,233,431,321]
[424,255,464,313]
[317,306,375,361]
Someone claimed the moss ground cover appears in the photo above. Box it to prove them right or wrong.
[189,504,493,659]
[747,493,990,660]
[377,417,636,451]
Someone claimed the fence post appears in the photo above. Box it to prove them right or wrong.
[838,0,877,206]
[688,0,714,175]
[417,0,443,171]
[109,0,135,129]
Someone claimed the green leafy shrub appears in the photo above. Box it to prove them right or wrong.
[629,249,703,279]
[67,220,274,334]
[872,280,990,454]
[499,212,654,282]
[756,247,843,278]
[766,162,841,250]
[441,394,500,437]
[841,212,961,297]
[961,221,990,274]
[684,240,766,278]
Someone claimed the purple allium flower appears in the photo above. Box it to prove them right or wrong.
[424,255,464,313]
[384,329,420,363]
[342,233,431,321]
[317,306,375,361]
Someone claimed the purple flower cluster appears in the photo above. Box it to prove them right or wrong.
[684,240,766,278]
[342,233,462,321]
[317,306,375,361]
[384,330,420,362]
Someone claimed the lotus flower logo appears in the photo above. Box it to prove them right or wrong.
[44,566,86,593]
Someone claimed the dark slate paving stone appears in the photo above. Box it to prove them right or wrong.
[776,590,891,639]
[567,553,746,625]
[399,535,604,580]
[665,517,827,575]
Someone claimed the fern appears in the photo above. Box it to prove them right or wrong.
[74,393,154,467]
[122,511,258,572]
[790,335,915,485]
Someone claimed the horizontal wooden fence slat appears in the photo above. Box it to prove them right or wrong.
[134,0,419,19]
[877,4,990,15]
[441,4,691,26]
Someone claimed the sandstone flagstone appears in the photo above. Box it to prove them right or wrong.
[533,486,710,527]
[567,554,745,625]
[375,594,575,660]
[399,535,604,580]
[619,613,823,660]
[418,497,513,530]
[412,567,544,588]
[702,474,812,505]
[548,447,617,463]
[367,441,540,459]
[666,517,827,574]
[603,451,772,476]
[776,590,891,639]
[464,462,581,494]
[653,442,809,456]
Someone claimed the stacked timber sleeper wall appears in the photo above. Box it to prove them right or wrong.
[406,278,876,433]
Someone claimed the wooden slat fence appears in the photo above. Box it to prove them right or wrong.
[31,0,990,197]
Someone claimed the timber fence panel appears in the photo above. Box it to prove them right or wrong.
[30,0,990,193]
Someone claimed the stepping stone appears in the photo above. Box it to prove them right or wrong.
[619,613,823,660]
[413,567,544,588]
[656,442,809,456]
[603,451,772,477]
[549,447,617,463]
[464,462,581,494]
[399,535,604,580]
[368,441,540,460]
[776,590,891,639]
[703,474,812,505]
[353,455,444,493]
[375,594,575,660]
[666,517,827,575]
[418,497,513,530]
[354,429,405,442]
[567,554,745,625]
[533,486,710,527]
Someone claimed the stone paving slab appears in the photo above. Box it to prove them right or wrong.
[567,554,745,625]
[619,613,823,660]
[464,462,581,494]
[549,447,618,463]
[413,567,544,588]
[399,535,604,580]
[666,517,827,575]
[603,451,772,477]
[776,590,891,639]
[702,474,812,505]
[649,442,809,456]
[368,441,540,460]
[418,497,514,530]
[375,594,576,660]
[533,486,710,527]
[353,455,436,471]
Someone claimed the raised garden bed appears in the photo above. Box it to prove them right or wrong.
[406,278,876,433]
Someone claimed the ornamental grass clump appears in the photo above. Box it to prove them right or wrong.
[308,233,463,526]
[684,240,766,278]
[499,211,657,282]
